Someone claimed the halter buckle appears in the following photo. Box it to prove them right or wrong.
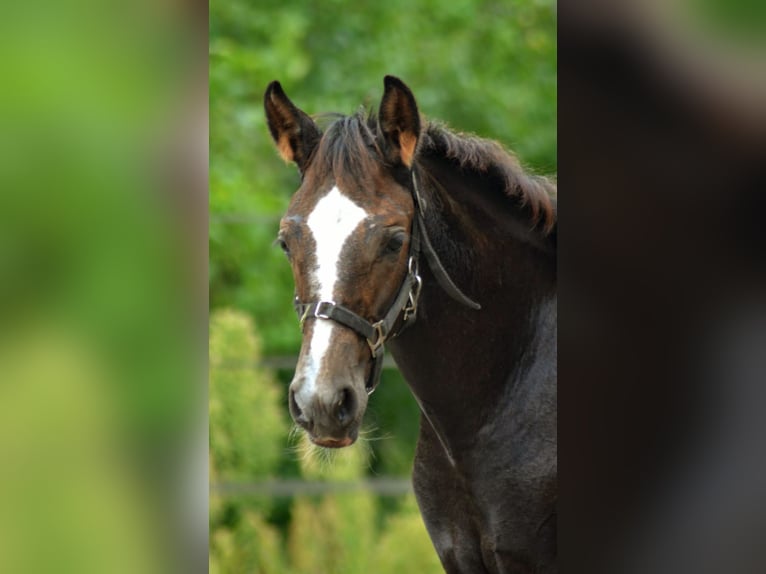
[403,257,422,322]
[367,320,387,358]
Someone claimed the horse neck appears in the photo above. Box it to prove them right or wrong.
[413,155,556,320]
[388,159,556,452]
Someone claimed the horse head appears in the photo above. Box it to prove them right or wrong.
[264,77,421,447]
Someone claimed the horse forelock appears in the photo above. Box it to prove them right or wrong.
[304,110,384,195]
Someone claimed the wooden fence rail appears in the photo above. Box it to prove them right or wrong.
[211,478,413,497]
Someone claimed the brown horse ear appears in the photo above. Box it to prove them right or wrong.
[379,76,421,168]
[264,81,321,173]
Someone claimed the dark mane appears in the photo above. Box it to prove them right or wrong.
[419,122,557,234]
[309,110,557,234]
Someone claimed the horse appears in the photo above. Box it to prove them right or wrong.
[264,76,557,573]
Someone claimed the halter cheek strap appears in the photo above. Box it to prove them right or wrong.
[293,170,479,395]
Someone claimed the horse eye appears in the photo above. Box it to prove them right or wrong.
[383,232,405,255]
[276,237,290,257]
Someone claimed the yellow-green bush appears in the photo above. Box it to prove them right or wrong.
[209,309,442,573]
[209,309,290,572]
[209,309,287,481]
[372,495,444,574]
[211,510,288,574]
[288,434,377,573]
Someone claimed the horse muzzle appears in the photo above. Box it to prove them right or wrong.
[288,375,367,447]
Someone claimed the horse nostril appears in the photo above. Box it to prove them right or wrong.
[289,387,312,431]
[334,387,356,425]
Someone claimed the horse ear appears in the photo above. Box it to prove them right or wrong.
[379,75,421,168]
[264,81,321,173]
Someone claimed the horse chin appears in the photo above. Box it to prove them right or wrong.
[309,424,360,449]
[310,435,356,448]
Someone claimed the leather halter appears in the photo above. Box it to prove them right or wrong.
[293,170,481,394]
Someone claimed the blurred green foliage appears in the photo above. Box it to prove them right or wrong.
[209,310,441,573]
[0,327,168,574]
[1,1,201,572]
[210,310,288,483]
[210,0,555,570]
[209,309,287,572]
[689,0,766,43]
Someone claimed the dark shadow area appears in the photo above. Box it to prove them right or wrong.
[559,2,766,572]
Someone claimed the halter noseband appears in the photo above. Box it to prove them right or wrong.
[293,171,480,395]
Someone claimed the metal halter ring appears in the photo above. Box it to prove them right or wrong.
[408,255,419,276]
[299,300,335,328]
[403,257,422,322]
[366,320,387,358]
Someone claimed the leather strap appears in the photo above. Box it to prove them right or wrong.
[415,211,481,310]
[411,171,481,310]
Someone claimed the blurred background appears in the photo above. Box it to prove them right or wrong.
[209,0,556,572]
[0,1,207,573]
[560,1,766,572]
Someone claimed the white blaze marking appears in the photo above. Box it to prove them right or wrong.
[299,186,367,400]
